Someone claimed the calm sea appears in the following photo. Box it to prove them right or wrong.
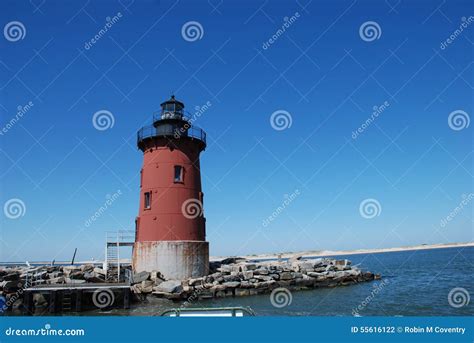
[93,246,473,316]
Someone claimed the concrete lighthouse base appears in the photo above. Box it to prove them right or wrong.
[132,241,209,280]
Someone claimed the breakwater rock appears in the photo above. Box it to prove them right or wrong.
[0,264,109,289]
[140,257,380,301]
[0,257,379,313]
[0,264,114,312]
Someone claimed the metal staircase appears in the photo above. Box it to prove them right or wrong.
[104,230,135,282]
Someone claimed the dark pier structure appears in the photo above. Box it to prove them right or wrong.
[21,283,131,315]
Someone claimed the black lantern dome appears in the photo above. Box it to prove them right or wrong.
[137,95,207,152]
[159,95,184,120]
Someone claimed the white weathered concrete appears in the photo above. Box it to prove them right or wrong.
[132,241,209,280]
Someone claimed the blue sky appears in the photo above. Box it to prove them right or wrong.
[0,0,472,262]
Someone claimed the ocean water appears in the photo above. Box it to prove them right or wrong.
[96,246,473,317]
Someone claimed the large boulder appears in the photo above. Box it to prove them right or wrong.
[2,272,20,281]
[254,267,269,275]
[254,275,272,281]
[139,280,154,293]
[84,272,104,283]
[62,266,81,277]
[345,269,361,277]
[48,276,65,284]
[1,280,22,293]
[242,271,254,280]
[150,270,164,281]
[222,281,240,288]
[334,259,351,271]
[217,265,232,273]
[48,271,64,279]
[69,271,85,280]
[132,271,150,284]
[223,274,240,282]
[244,263,257,271]
[187,277,204,286]
[155,280,182,293]
[80,264,94,272]
[93,268,106,276]
[297,261,314,271]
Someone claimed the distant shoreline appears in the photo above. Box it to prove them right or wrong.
[211,242,474,261]
[2,242,472,265]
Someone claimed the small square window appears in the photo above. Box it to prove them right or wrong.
[174,166,184,183]
[144,192,151,209]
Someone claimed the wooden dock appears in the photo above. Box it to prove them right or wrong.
[23,283,131,315]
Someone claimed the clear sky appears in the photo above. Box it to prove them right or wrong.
[0,0,472,262]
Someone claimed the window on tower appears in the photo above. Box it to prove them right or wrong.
[174,165,184,183]
[144,192,151,209]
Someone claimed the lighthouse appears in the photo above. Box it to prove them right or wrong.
[132,95,208,280]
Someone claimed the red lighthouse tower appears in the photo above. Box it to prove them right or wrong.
[132,95,208,280]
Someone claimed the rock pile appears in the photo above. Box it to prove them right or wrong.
[130,270,166,295]
[0,264,132,312]
[136,257,380,301]
[0,257,380,312]
[0,264,110,288]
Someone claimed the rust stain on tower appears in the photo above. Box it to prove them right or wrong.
[132,95,209,280]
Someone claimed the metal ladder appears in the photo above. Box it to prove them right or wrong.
[62,290,72,312]
[104,231,134,282]
[105,243,120,281]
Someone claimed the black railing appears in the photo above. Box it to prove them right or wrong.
[153,110,188,122]
[137,124,206,146]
